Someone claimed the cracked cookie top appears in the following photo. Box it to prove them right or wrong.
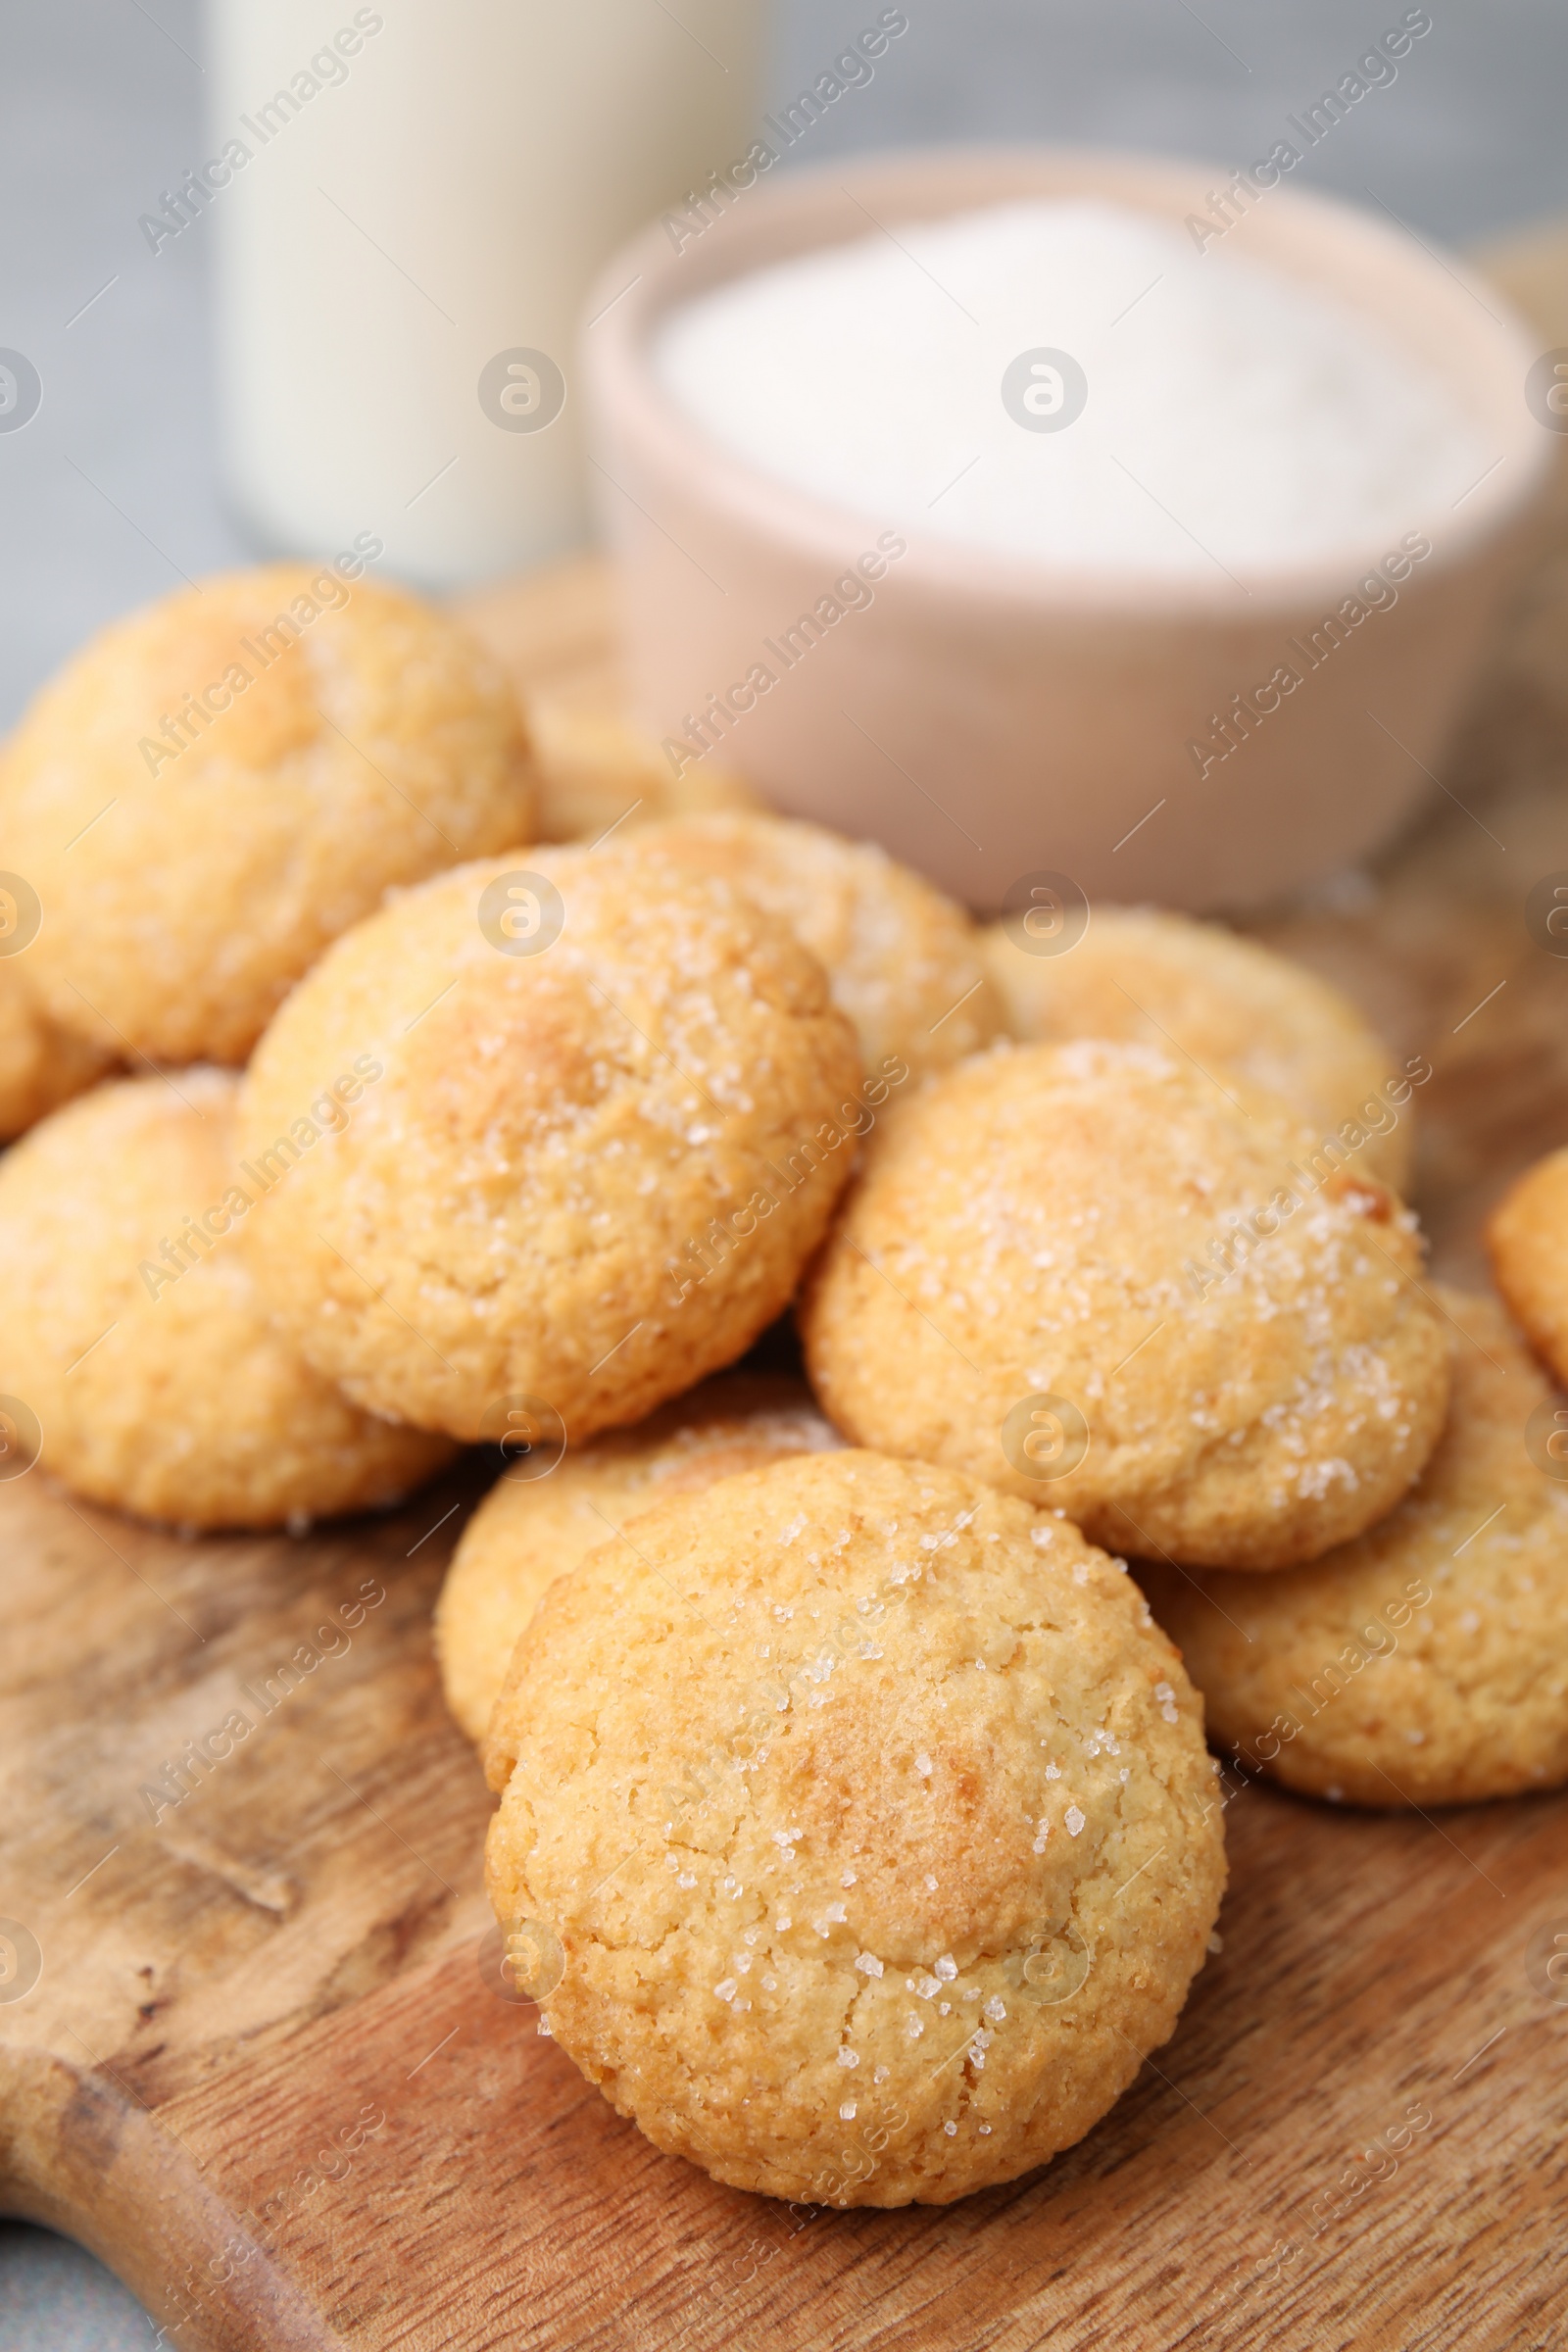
[801,1041,1448,1570]
[237,844,863,1444]
[0,564,536,1064]
[437,1372,841,1744]
[483,1447,1225,2206]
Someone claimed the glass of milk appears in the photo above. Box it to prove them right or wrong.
[202,0,763,587]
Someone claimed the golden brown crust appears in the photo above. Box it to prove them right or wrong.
[438,1372,840,1744]
[0,1071,454,1528]
[637,814,1005,1078]
[483,1450,1225,2205]
[1486,1146,1568,1384]
[983,906,1411,1190]
[0,565,536,1063]
[1140,1293,1568,1807]
[237,845,864,1445]
[0,962,115,1140]
[800,1041,1448,1570]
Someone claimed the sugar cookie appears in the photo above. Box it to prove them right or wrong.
[1486,1146,1568,1387]
[801,1041,1448,1569]
[238,846,863,1445]
[1140,1294,1568,1806]
[638,813,1005,1080]
[0,564,536,1063]
[436,1372,840,1742]
[484,1449,1225,2205]
[456,556,757,842]
[0,1071,454,1528]
[983,906,1413,1190]
[526,664,758,843]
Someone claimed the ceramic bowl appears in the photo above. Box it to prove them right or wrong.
[580,146,1550,910]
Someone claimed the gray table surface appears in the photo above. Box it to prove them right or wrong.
[3,0,1566,2338]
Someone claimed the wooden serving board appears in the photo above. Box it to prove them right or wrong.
[8,229,1568,2351]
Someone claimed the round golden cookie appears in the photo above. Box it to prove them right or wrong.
[237,845,863,1446]
[983,906,1412,1192]
[0,564,536,1064]
[1486,1147,1568,1387]
[454,555,760,843]
[0,961,114,1141]
[1139,1293,1568,1806]
[639,813,1005,1079]
[483,1449,1225,2207]
[525,666,760,844]
[800,1041,1448,1570]
[0,1070,454,1529]
[436,1373,841,1742]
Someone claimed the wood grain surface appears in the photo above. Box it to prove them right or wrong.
[6,229,1568,2351]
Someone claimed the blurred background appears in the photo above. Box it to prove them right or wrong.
[2,0,1566,2332]
[5,0,1568,737]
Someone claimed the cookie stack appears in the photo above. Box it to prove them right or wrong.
[3,563,1564,2213]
